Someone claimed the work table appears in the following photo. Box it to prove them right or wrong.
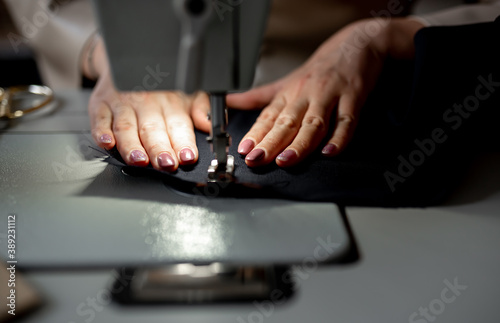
[1,90,499,323]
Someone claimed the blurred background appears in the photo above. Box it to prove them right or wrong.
[0,0,42,87]
[0,0,475,89]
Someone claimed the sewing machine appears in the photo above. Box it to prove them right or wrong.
[62,0,354,304]
[93,0,270,183]
[3,1,500,320]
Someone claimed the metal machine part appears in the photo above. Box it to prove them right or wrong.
[207,93,234,182]
[111,263,293,304]
[93,0,270,92]
[207,155,235,183]
[173,0,213,93]
[173,2,235,177]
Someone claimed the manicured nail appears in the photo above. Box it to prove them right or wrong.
[158,153,175,169]
[245,148,265,162]
[130,150,147,162]
[322,143,337,156]
[100,134,112,144]
[238,139,254,155]
[277,149,298,163]
[180,148,195,163]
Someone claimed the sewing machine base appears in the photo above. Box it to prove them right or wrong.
[111,264,294,305]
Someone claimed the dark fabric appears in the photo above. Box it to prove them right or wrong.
[110,19,500,206]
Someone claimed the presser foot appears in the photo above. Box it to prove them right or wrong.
[208,155,235,183]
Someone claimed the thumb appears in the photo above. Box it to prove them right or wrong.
[191,92,211,133]
[227,81,280,110]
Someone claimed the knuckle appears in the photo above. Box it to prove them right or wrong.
[302,115,326,132]
[125,91,149,103]
[275,115,299,130]
[110,99,125,111]
[332,72,348,87]
[113,120,135,133]
[139,121,161,135]
[168,119,191,132]
[257,110,278,124]
[349,76,364,92]
[95,113,109,125]
[332,73,364,92]
[169,119,186,128]
[337,114,356,128]
[315,77,332,93]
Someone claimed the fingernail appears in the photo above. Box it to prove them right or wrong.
[245,149,265,162]
[100,134,112,144]
[180,148,195,163]
[238,139,255,155]
[130,150,147,162]
[321,143,337,156]
[277,149,298,163]
[158,153,175,169]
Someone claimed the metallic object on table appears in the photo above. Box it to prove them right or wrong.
[0,85,53,120]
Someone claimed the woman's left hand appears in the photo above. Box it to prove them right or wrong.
[211,18,424,168]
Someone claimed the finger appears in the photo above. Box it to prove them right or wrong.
[160,93,198,165]
[226,82,281,110]
[237,98,285,155]
[245,98,308,167]
[276,100,336,167]
[89,99,115,150]
[191,92,211,133]
[135,99,178,172]
[110,100,149,166]
[322,94,360,157]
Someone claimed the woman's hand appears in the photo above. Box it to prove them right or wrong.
[84,36,199,171]
[222,18,424,167]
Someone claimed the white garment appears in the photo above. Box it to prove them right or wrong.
[3,0,95,89]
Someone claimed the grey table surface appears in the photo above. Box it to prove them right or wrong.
[2,90,500,323]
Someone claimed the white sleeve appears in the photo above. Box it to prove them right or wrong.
[3,0,96,89]
[410,1,500,27]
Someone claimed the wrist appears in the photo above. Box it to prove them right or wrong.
[344,17,425,60]
[383,18,426,59]
[81,32,107,80]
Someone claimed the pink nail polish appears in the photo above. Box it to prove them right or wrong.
[238,139,254,155]
[245,149,265,162]
[130,150,147,163]
[158,153,175,168]
[180,148,195,163]
[277,150,297,163]
[100,134,112,144]
[322,143,337,156]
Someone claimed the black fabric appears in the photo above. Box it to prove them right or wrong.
[110,20,500,206]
